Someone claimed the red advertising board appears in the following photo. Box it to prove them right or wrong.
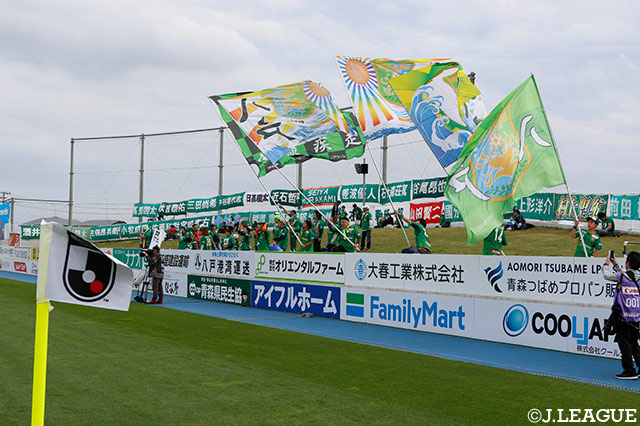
[409,201,443,224]
[14,261,27,273]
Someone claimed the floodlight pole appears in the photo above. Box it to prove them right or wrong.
[10,197,14,234]
[361,158,366,207]
[297,163,303,191]
[381,135,388,185]
[138,134,145,223]
[68,138,74,226]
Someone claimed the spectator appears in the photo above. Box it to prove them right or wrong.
[166,225,178,240]
[199,227,214,250]
[571,216,601,257]
[339,205,348,222]
[210,224,221,250]
[483,227,507,255]
[395,210,431,254]
[142,246,164,304]
[381,213,396,228]
[331,201,342,220]
[255,223,270,251]
[272,215,289,251]
[299,219,315,252]
[312,210,326,252]
[598,212,620,237]
[221,227,236,250]
[238,222,252,251]
[282,208,301,252]
[603,251,640,379]
[351,204,363,222]
[504,209,527,231]
[187,224,199,250]
[139,225,152,248]
[325,216,340,252]
[360,205,372,251]
[331,218,360,253]
[177,226,188,249]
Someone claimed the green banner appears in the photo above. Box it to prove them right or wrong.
[339,184,380,204]
[514,193,555,220]
[379,180,412,204]
[68,227,92,240]
[187,275,251,306]
[554,194,608,221]
[186,197,218,213]
[302,186,340,207]
[249,211,278,225]
[90,225,121,241]
[133,203,160,217]
[158,201,187,217]
[442,201,464,222]
[111,248,147,270]
[609,195,640,220]
[218,192,245,210]
[270,190,301,208]
[412,177,447,199]
[20,225,41,240]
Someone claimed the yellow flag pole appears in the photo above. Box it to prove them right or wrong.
[31,299,50,426]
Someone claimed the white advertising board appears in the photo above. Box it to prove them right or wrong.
[254,252,345,285]
[345,253,614,306]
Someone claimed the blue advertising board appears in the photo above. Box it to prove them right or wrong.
[251,280,340,319]
[0,202,9,240]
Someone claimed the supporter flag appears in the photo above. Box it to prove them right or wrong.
[211,81,366,177]
[37,222,133,311]
[389,61,487,171]
[444,75,565,245]
[335,56,446,141]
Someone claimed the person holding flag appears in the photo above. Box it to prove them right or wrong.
[360,205,372,251]
[255,223,270,251]
[571,216,601,257]
[272,215,289,251]
[281,207,301,252]
[298,219,315,252]
[395,210,431,254]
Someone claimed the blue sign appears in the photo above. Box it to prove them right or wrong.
[0,202,9,240]
[251,280,340,319]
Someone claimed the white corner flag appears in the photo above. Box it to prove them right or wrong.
[37,222,133,311]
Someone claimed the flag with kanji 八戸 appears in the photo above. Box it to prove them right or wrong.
[445,75,565,245]
[211,80,366,177]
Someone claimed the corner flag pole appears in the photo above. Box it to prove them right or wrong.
[530,74,588,256]
[31,299,50,426]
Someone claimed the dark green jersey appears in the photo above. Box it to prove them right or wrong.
[256,230,270,251]
[483,228,507,255]
[361,211,372,231]
[222,235,236,250]
[337,226,360,252]
[273,226,289,251]
[327,222,340,245]
[411,222,431,251]
[178,233,188,249]
[239,232,251,250]
[289,215,301,232]
[299,229,314,252]
[574,229,602,257]
[200,235,213,251]
[141,229,152,248]
[601,217,615,233]
[313,218,326,240]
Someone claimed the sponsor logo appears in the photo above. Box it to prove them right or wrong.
[14,262,27,272]
[255,254,266,274]
[194,253,202,270]
[345,292,365,318]
[62,232,115,302]
[367,294,466,330]
[503,304,529,337]
[484,261,504,293]
[622,287,639,295]
[354,259,367,281]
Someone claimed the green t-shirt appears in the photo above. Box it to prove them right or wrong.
[200,235,213,251]
[361,211,372,231]
[574,229,602,257]
[141,229,152,248]
[273,226,289,251]
[299,229,314,252]
[222,235,236,250]
[289,215,301,232]
[601,217,615,233]
[256,230,270,251]
[352,207,362,221]
[239,232,251,251]
[327,222,340,246]
[337,226,360,252]
[178,233,188,249]
[411,222,431,251]
[483,228,507,255]
[339,210,348,222]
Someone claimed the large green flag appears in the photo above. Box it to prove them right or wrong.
[445,75,565,244]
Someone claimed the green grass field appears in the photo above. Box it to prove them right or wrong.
[2,277,638,425]
[97,226,640,257]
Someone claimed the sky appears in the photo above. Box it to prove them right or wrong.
[2,0,639,225]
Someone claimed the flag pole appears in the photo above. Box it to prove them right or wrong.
[270,164,359,251]
[31,299,50,426]
[365,143,411,246]
[530,74,588,255]
[220,127,304,249]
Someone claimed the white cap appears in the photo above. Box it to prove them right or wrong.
[363,205,369,209]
